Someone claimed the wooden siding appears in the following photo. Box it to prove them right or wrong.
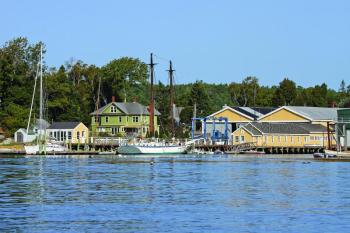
[213,109,252,122]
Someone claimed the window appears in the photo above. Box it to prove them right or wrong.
[284,136,287,142]
[68,131,72,140]
[272,136,274,143]
[240,136,245,142]
[126,116,129,122]
[82,131,85,137]
[298,136,301,143]
[112,128,118,135]
[132,116,139,123]
[54,131,57,138]
[49,132,53,137]
[111,106,116,113]
[63,131,67,140]
[119,116,122,122]
[304,136,307,143]
[105,116,109,123]
[77,131,80,140]
[278,136,281,143]
[235,136,239,143]
[143,127,146,133]
[291,136,293,143]
[60,131,64,141]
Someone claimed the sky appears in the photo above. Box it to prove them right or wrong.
[1,0,350,89]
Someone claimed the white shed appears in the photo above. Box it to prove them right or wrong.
[14,128,37,143]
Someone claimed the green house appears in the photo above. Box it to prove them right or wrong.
[90,101,160,137]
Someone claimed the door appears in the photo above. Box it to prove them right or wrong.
[17,132,23,143]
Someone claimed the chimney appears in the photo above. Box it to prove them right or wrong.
[111,96,116,102]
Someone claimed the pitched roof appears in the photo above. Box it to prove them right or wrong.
[90,102,161,116]
[234,107,276,119]
[259,106,339,121]
[286,106,339,121]
[240,122,329,135]
[48,122,81,129]
[243,124,262,135]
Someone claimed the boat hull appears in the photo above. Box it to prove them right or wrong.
[118,145,187,155]
[24,144,68,155]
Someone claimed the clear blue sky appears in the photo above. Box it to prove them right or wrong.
[1,0,349,89]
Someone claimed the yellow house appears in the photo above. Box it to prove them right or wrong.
[205,106,276,136]
[47,122,89,144]
[258,106,338,126]
[232,122,335,148]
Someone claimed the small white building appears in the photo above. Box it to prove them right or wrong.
[14,119,50,143]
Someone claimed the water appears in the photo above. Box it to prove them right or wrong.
[1,154,350,233]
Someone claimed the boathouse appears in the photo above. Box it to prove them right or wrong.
[232,122,335,148]
[258,106,338,125]
[204,105,276,139]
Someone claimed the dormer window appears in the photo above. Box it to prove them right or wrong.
[111,105,117,113]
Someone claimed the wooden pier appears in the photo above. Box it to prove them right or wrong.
[193,142,326,154]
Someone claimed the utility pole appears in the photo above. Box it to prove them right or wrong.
[148,53,156,137]
[168,60,175,137]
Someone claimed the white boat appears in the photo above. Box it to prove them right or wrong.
[25,143,67,155]
[24,45,68,155]
[118,143,187,155]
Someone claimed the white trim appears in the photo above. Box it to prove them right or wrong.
[247,122,264,135]
[208,106,254,121]
[258,120,309,123]
[257,106,313,121]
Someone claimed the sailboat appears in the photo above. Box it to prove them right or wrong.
[118,54,189,155]
[24,45,67,155]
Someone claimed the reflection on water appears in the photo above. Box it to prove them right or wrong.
[1,154,350,232]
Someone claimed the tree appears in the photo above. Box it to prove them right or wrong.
[229,76,259,106]
[0,37,43,134]
[272,78,296,106]
[188,80,212,117]
[100,57,148,103]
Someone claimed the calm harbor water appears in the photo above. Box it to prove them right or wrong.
[1,154,350,233]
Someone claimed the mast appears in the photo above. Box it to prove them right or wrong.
[93,76,101,146]
[27,64,39,133]
[38,44,45,154]
[39,45,43,132]
[148,53,156,137]
[167,60,175,137]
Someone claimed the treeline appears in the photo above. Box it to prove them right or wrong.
[0,38,350,136]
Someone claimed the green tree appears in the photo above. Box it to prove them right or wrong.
[272,78,296,106]
[188,80,212,117]
[0,37,43,134]
[101,57,148,103]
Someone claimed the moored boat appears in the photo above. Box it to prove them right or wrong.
[25,142,67,155]
[24,45,68,155]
